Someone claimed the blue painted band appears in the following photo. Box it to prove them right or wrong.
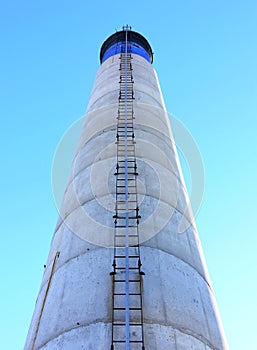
[101,41,151,63]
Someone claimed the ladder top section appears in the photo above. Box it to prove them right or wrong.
[100,29,153,64]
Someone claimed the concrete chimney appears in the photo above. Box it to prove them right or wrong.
[25,27,228,350]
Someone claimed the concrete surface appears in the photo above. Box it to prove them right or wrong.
[25,52,228,349]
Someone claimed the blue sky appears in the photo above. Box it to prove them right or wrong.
[1,1,256,348]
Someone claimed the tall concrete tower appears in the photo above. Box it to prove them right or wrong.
[25,27,228,350]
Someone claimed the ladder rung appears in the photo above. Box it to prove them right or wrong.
[115,234,138,237]
[115,192,137,196]
[116,162,136,167]
[115,173,138,176]
[117,136,134,138]
[115,226,138,229]
[117,145,135,148]
[116,139,135,142]
[113,340,143,344]
[117,116,135,119]
[117,159,135,163]
[114,293,141,296]
[114,255,139,259]
[115,267,139,270]
[116,152,136,155]
[116,182,136,185]
[113,307,142,311]
[115,210,138,213]
[115,227,138,229]
[117,129,134,132]
[113,215,140,219]
[117,128,134,130]
[116,179,136,181]
[116,163,136,167]
[113,279,141,283]
[117,121,134,124]
[116,187,136,190]
[113,323,143,327]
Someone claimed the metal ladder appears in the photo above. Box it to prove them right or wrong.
[110,26,145,350]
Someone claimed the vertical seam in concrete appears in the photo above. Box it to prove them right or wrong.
[31,252,60,350]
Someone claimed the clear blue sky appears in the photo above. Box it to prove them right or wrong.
[1,1,256,349]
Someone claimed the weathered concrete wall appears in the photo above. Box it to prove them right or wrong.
[25,53,228,349]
